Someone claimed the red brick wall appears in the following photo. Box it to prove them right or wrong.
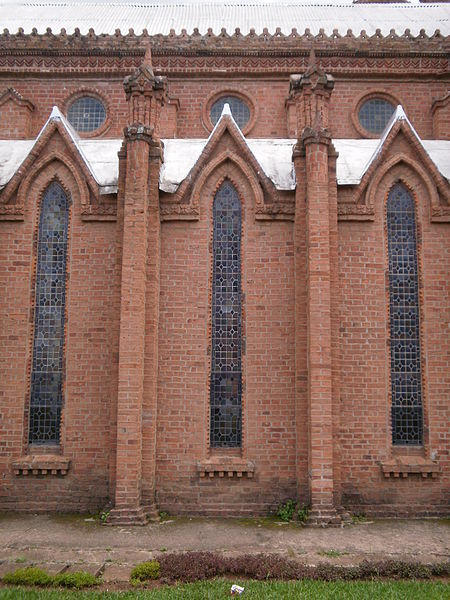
[330,80,449,140]
[0,53,448,517]
[0,97,33,138]
[156,155,298,515]
[2,78,449,141]
[0,134,120,512]
[432,97,450,140]
[337,151,450,516]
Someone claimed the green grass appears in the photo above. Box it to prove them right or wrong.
[0,579,449,599]
[2,567,100,589]
[317,549,348,557]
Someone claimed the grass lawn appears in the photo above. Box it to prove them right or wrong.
[0,580,449,599]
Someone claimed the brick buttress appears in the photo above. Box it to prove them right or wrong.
[108,48,168,525]
[290,56,341,526]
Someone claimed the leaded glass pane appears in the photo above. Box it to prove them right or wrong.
[211,96,250,130]
[29,182,69,444]
[359,99,395,134]
[387,183,423,445]
[210,182,242,447]
[67,96,106,132]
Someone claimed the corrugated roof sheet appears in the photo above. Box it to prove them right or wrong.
[0,1,448,35]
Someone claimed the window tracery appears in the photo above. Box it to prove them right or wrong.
[210,96,250,130]
[387,183,423,445]
[210,181,242,447]
[29,181,69,445]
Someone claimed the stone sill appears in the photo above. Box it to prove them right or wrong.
[381,456,440,479]
[12,455,71,476]
[197,458,255,479]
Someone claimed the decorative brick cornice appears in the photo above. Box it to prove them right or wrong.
[0,29,448,76]
[1,27,448,52]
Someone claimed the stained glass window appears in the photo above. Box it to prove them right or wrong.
[211,96,250,130]
[29,182,69,444]
[67,96,106,133]
[387,183,423,445]
[210,181,242,447]
[359,99,395,134]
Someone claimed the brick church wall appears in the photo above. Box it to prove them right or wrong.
[3,77,449,141]
[0,138,120,511]
[0,31,448,517]
[337,146,450,516]
[156,159,299,515]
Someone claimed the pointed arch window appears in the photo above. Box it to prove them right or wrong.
[387,183,423,445]
[210,181,242,447]
[29,182,70,445]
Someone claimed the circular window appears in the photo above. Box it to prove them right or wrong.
[358,98,395,134]
[67,96,106,133]
[210,96,250,130]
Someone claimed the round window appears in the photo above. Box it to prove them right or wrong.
[358,98,395,135]
[67,96,106,133]
[210,96,250,130]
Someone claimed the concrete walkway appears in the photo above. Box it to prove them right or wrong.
[0,513,448,583]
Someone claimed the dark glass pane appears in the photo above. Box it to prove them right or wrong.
[359,99,395,134]
[387,183,423,445]
[210,182,242,447]
[67,96,106,132]
[211,96,250,129]
[29,182,69,444]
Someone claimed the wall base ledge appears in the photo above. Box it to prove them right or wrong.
[197,458,255,479]
[12,455,70,476]
[381,456,440,478]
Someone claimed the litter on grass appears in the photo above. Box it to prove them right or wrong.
[231,584,245,595]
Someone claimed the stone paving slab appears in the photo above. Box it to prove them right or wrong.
[0,562,20,578]
[65,562,105,577]
[32,563,69,576]
[0,513,448,579]
[102,564,133,583]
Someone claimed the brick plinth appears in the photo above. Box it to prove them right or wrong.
[107,506,148,526]
[306,504,341,527]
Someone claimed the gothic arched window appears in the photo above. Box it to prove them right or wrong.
[387,183,423,445]
[210,181,242,447]
[29,182,70,445]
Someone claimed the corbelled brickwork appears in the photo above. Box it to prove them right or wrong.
[0,19,448,522]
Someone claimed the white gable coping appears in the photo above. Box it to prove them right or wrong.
[36,106,99,185]
[359,105,422,179]
[0,107,122,194]
[1,137,449,193]
[159,138,297,193]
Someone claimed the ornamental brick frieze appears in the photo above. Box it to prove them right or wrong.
[0,28,448,75]
[0,53,447,77]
